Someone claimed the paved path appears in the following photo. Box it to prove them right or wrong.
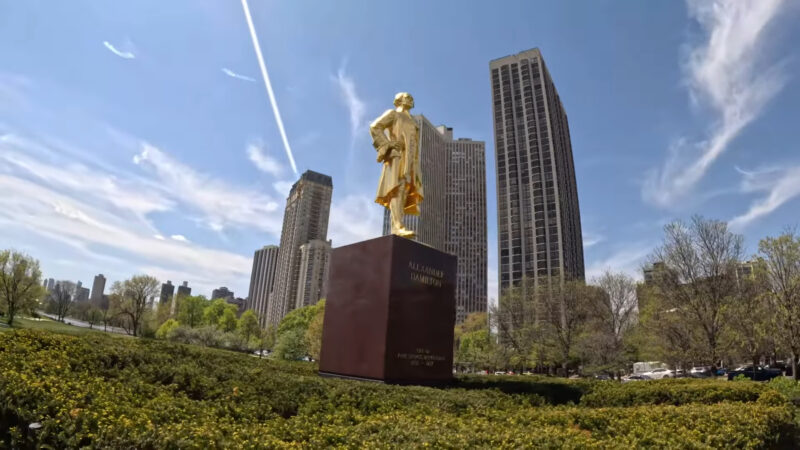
[38,312,130,336]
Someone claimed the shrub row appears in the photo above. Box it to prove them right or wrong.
[581,378,767,407]
[0,330,795,449]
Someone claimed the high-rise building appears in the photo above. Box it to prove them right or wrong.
[248,245,280,328]
[160,281,175,305]
[490,48,584,296]
[176,281,191,298]
[267,170,333,326]
[45,278,55,292]
[382,116,488,323]
[90,274,106,304]
[75,285,90,302]
[211,287,234,301]
[296,239,331,310]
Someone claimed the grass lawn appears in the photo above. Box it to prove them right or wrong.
[0,315,99,335]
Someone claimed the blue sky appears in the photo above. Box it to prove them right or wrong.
[1,0,799,301]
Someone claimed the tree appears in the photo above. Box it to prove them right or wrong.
[538,277,592,374]
[204,298,236,328]
[759,231,800,380]
[219,307,238,332]
[111,275,159,337]
[584,271,638,376]
[86,307,102,329]
[648,216,744,372]
[491,278,542,370]
[258,324,278,358]
[274,302,324,360]
[305,300,325,361]
[156,318,180,339]
[723,268,772,380]
[177,295,208,328]
[238,310,261,345]
[49,282,75,322]
[0,250,46,326]
[454,312,491,371]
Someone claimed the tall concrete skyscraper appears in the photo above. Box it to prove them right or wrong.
[267,170,333,326]
[160,281,175,304]
[211,287,234,301]
[90,274,106,304]
[490,48,584,294]
[382,116,487,323]
[248,245,280,328]
[176,281,191,298]
[296,239,331,310]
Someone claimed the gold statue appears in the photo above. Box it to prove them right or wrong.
[370,92,423,238]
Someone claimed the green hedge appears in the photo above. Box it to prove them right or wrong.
[0,330,795,449]
[581,378,766,407]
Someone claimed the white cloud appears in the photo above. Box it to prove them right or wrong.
[272,180,294,198]
[133,142,283,235]
[0,176,252,292]
[221,67,256,82]
[327,194,383,247]
[643,0,790,207]
[585,243,652,282]
[154,234,165,240]
[246,142,283,177]
[582,231,605,249]
[729,164,800,230]
[333,64,366,138]
[170,234,190,243]
[102,41,136,60]
[239,0,298,176]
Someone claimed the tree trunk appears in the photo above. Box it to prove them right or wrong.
[6,306,15,327]
[792,353,798,382]
[753,356,759,380]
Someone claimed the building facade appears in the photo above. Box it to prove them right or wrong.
[490,48,584,296]
[267,170,333,326]
[296,239,331,310]
[248,245,280,328]
[160,281,175,305]
[176,281,191,298]
[211,287,234,301]
[381,116,488,323]
[90,274,106,303]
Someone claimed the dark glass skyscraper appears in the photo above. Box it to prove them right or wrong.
[490,48,584,294]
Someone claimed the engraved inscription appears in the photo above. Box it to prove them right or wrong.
[409,261,444,287]
[397,348,446,367]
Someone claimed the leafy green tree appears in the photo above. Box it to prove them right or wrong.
[219,308,238,332]
[238,310,261,345]
[274,327,308,360]
[204,298,237,328]
[110,275,160,337]
[156,318,180,339]
[177,295,208,328]
[258,324,277,357]
[274,302,324,360]
[759,231,800,380]
[0,250,46,326]
[648,216,745,372]
[305,300,325,360]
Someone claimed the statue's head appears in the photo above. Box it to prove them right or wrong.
[393,92,414,110]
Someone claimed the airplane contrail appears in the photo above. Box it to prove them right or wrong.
[240,0,298,176]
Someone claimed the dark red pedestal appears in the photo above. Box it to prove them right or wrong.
[319,234,456,384]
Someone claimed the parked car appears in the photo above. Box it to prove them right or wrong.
[643,368,674,379]
[493,371,505,375]
[690,366,712,375]
[622,374,651,383]
[726,365,782,381]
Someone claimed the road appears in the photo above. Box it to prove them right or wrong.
[38,312,130,336]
